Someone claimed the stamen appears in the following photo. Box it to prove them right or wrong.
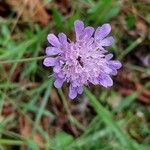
[77,56,84,67]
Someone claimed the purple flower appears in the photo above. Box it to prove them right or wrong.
[43,20,122,99]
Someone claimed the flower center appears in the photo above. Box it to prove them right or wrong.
[77,56,84,67]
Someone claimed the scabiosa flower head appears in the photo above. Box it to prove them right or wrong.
[43,20,122,99]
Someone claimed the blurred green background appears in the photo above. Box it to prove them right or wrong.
[0,0,150,149]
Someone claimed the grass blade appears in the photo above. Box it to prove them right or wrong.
[84,87,139,150]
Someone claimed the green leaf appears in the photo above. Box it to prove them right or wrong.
[51,131,74,149]
[113,92,138,112]
[88,0,120,24]
[64,12,80,33]
[32,79,53,133]
[126,13,136,29]
[52,9,64,32]
[27,138,39,150]
[146,13,150,24]
[102,5,120,22]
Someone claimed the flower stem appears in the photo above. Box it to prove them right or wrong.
[58,89,85,130]
[0,139,26,145]
[118,37,143,60]
[0,56,45,64]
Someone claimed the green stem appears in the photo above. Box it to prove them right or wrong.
[58,89,85,131]
[0,56,45,64]
[58,89,72,116]
[0,139,26,145]
[125,63,150,73]
[118,37,143,60]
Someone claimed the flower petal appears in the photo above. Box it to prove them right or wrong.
[58,33,67,45]
[57,72,65,79]
[87,37,94,46]
[47,34,61,47]
[80,26,94,40]
[43,57,57,67]
[105,54,113,60]
[90,77,99,85]
[95,24,111,40]
[109,60,122,69]
[53,65,61,73]
[46,47,60,55]
[69,86,77,99]
[54,78,64,88]
[74,20,84,40]
[103,66,113,74]
[98,74,113,87]
[110,70,117,76]
[77,86,83,94]
[100,36,114,46]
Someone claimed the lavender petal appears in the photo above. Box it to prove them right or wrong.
[77,86,83,94]
[95,24,111,40]
[74,20,84,40]
[98,74,113,87]
[46,47,60,55]
[58,33,68,46]
[43,57,57,67]
[54,78,64,88]
[109,60,122,69]
[100,36,114,46]
[69,86,77,99]
[53,65,61,73]
[105,54,113,60]
[47,34,61,47]
[83,26,94,39]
